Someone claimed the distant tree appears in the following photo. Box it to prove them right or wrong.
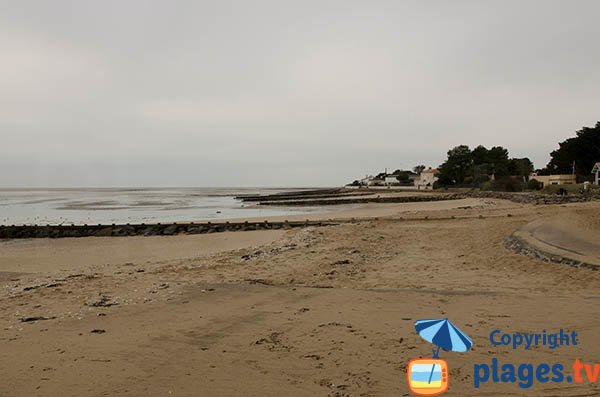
[508,158,534,177]
[471,146,490,168]
[413,165,426,174]
[486,146,510,177]
[396,171,411,184]
[437,144,534,187]
[472,165,491,185]
[470,145,511,177]
[437,145,473,185]
[544,122,600,181]
[534,167,552,176]
[491,176,525,192]
[471,146,492,182]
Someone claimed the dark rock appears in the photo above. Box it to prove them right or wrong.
[333,259,351,265]
[20,316,56,323]
[162,225,178,235]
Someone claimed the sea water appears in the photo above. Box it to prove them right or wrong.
[0,188,332,225]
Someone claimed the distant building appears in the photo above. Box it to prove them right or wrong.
[414,168,439,190]
[384,175,400,186]
[529,173,576,187]
[592,162,600,185]
[354,169,424,188]
[383,170,418,186]
[360,175,375,186]
[366,176,385,186]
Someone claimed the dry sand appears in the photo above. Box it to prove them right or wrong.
[1,199,599,396]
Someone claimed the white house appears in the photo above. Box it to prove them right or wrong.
[414,168,439,190]
[592,162,600,185]
[384,175,399,186]
[360,175,375,186]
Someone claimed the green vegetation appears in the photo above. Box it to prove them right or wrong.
[539,122,600,182]
[348,121,599,192]
[437,145,532,188]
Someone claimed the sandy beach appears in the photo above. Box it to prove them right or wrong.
[1,198,599,396]
[4,1,600,395]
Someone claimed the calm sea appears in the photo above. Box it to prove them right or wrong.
[0,188,332,225]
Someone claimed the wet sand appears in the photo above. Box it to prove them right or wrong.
[0,230,284,274]
[1,199,599,396]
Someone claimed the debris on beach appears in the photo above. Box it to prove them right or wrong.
[253,331,292,351]
[241,250,263,261]
[20,316,56,323]
[254,332,281,345]
[244,278,273,286]
[333,259,351,265]
[23,282,63,291]
[86,295,118,307]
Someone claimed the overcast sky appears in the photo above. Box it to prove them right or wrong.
[1,1,598,187]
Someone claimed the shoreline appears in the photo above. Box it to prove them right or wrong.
[1,196,599,395]
[0,196,521,238]
[2,188,597,228]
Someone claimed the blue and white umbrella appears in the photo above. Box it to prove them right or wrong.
[414,318,473,385]
[415,318,473,357]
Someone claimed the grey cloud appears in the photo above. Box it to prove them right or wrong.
[1,0,599,187]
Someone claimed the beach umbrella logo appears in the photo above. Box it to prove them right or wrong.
[407,318,473,396]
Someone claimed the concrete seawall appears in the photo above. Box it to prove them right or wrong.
[505,234,599,271]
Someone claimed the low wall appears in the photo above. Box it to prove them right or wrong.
[257,193,464,206]
[0,220,337,239]
[236,188,342,201]
[505,235,599,271]
[464,190,600,205]
[240,191,374,202]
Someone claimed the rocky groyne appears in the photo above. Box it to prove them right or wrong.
[248,190,599,206]
[256,193,464,206]
[0,220,338,239]
[236,188,344,202]
[463,190,600,205]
